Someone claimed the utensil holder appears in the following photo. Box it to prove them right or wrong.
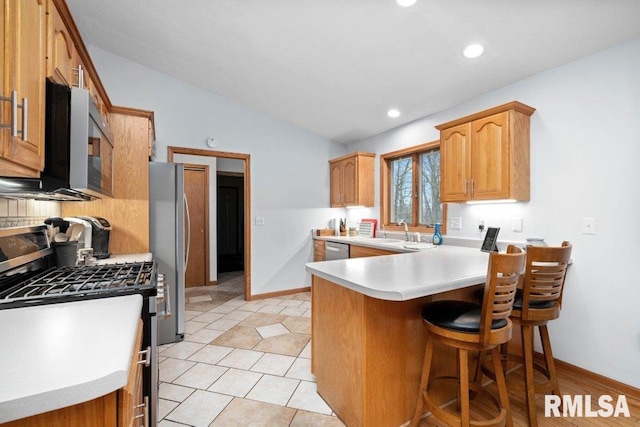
[52,241,78,267]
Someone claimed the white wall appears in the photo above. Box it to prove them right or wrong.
[348,38,640,387]
[89,46,347,296]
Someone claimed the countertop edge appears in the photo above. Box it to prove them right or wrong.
[0,371,127,424]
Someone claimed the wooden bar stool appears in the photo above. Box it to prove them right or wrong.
[410,246,526,427]
[482,241,572,426]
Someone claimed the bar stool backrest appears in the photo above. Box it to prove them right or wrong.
[521,241,573,319]
[479,245,526,345]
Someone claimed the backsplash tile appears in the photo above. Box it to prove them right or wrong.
[0,198,61,228]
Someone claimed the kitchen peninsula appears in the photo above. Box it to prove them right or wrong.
[305,245,491,426]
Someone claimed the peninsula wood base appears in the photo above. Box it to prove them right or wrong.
[311,276,482,426]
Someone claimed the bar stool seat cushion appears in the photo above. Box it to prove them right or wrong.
[422,300,507,333]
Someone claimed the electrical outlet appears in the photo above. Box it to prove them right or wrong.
[450,217,462,230]
[255,216,265,226]
[582,217,596,234]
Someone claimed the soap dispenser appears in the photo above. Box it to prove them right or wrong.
[432,223,443,245]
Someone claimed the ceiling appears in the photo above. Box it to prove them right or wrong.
[66,0,640,144]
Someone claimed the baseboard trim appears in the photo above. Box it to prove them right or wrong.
[249,286,311,301]
[208,280,219,286]
[534,352,640,402]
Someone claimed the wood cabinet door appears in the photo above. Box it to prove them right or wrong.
[314,240,325,262]
[341,157,358,205]
[329,161,344,207]
[1,0,46,174]
[47,0,76,87]
[440,122,471,202]
[470,112,509,200]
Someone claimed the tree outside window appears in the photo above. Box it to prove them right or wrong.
[381,140,445,233]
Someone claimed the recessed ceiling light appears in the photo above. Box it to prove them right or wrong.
[397,0,417,7]
[463,43,484,59]
[387,109,401,118]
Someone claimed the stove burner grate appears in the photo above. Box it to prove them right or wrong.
[0,261,156,302]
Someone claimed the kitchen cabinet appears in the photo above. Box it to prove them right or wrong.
[349,245,396,258]
[436,101,535,203]
[118,320,146,427]
[46,0,80,88]
[0,0,46,177]
[329,152,375,207]
[314,240,326,262]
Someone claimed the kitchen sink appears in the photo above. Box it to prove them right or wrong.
[370,238,403,244]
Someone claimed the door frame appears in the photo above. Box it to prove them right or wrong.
[183,163,210,288]
[168,146,252,300]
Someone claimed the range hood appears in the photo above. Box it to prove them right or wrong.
[0,177,94,201]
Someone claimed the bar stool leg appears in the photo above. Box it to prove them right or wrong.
[522,324,538,426]
[491,346,513,427]
[459,349,470,427]
[539,324,561,396]
[411,338,434,427]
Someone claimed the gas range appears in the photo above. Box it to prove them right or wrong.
[0,225,156,309]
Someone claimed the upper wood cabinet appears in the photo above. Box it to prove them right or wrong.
[329,152,375,207]
[436,101,535,203]
[46,0,80,88]
[0,0,47,176]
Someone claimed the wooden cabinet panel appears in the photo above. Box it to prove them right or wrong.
[314,240,325,262]
[62,111,152,254]
[46,0,78,87]
[349,245,397,258]
[1,0,46,175]
[437,101,534,203]
[118,320,145,427]
[440,123,471,201]
[329,152,374,207]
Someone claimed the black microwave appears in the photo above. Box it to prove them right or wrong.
[42,80,114,200]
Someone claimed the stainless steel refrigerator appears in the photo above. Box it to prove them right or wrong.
[149,162,188,345]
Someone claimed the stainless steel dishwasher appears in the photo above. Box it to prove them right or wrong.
[325,241,349,260]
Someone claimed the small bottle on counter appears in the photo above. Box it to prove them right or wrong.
[432,223,443,245]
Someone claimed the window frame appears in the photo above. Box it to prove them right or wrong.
[379,140,447,234]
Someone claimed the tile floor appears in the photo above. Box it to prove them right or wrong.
[158,271,345,426]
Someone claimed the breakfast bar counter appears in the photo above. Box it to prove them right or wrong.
[305,246,491,426]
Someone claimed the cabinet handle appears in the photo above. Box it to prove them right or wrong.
[464,179,468,194]
[73,64,85,89]
[138,346,151,367]
[0,91,27,139]
[471,179,475,195]
[134,396,149,427]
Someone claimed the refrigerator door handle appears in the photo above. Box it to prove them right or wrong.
[184,192,191,271]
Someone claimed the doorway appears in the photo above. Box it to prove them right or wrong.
[168,146,252,300]
[217,173,244,273]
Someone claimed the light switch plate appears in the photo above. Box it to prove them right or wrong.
[450,217,462,230]
[512,217,523,232]
[255,216,265,226]
[582,217,596,234]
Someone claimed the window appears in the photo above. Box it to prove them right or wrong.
[380,140,445,232]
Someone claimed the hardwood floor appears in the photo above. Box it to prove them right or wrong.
[417,365,640,426]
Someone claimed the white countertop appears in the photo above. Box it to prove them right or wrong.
[92,252,153,265]
[0,294,143,423]
[306,245,490,301]
[314,235,437,253]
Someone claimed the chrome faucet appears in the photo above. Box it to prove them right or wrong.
[398,220,409,241]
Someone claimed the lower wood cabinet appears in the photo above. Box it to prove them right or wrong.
[313,240,325,262]
[349,245,397,258]
[3,320,146,427]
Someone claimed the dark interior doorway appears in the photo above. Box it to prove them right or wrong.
[217,173,245,273]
